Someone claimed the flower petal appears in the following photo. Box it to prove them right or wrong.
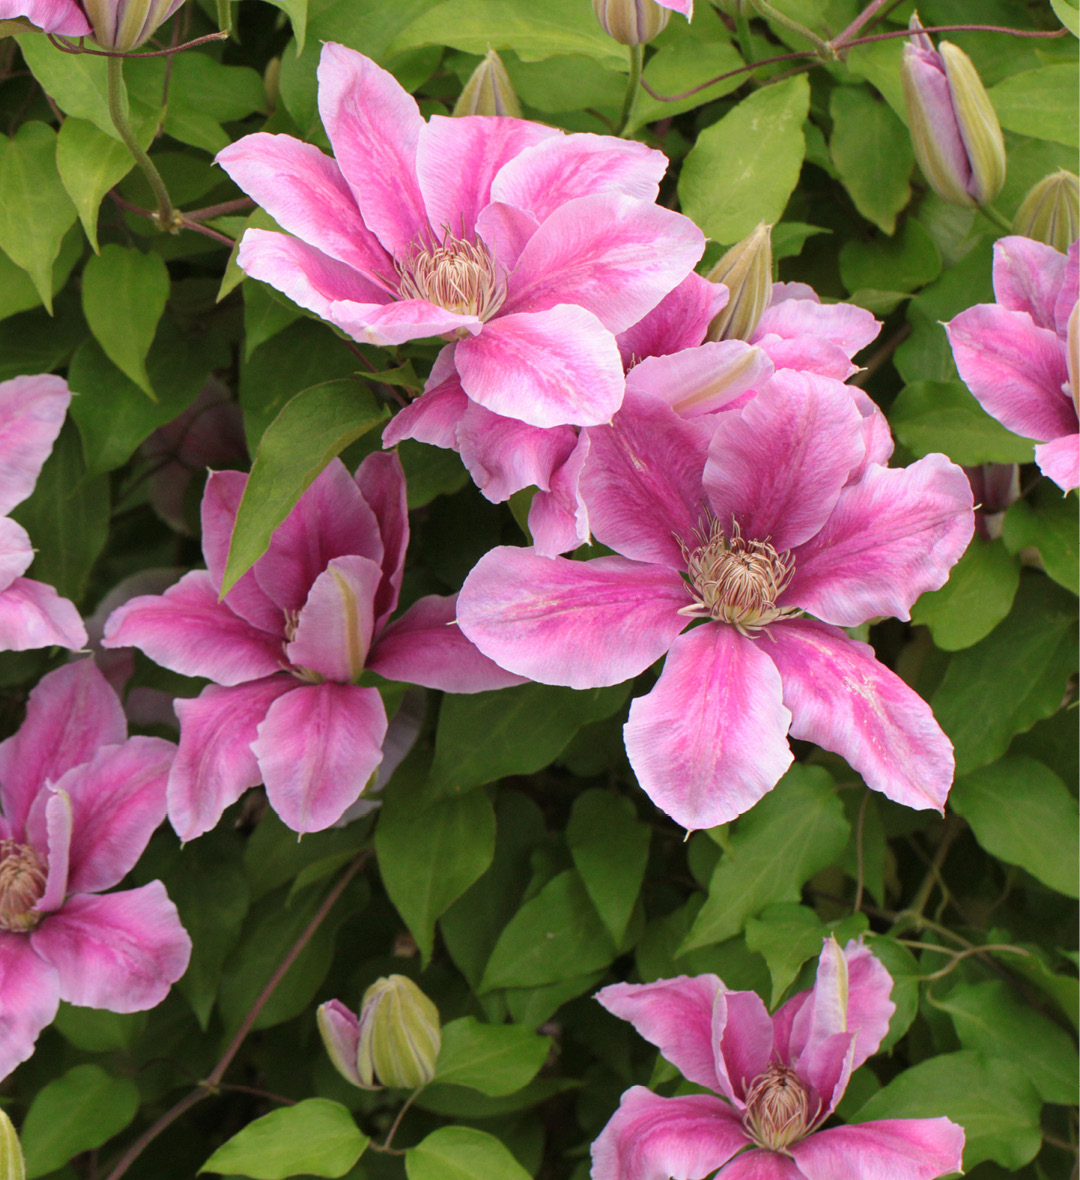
[623,624,793,832]
[0,374,71,515]
[317,999,363,1087]
[355,451,409,631]
[381,371,469,449]
[455,402,577,502]
[32,790,71,915]
[766,619,954,812]
[474,201,540,270]
[753,297,880,368]
[712,1150,806,1179]
[616,272,727,366]
[0,577,87,653]
[287,556,381,683]
[626,341,773,418]
[31,882,191,1012]
[0,0,90,34]
[0,933,60,1081]
[328,297,482,346]
[791,1118,965,1180]
[254,682,387,833]
[0,517,34,593]
[458,548,688,689]
[528,433,592,557]
[1035,432,1080,492]
[992,234,1068,331]
[712,988,775,1106]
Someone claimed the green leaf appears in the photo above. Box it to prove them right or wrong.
[480,869,616,991]
[839,218,941,297]
[56,117,142,252]
[201,1099,367,1179]
[221,379,387,594]
[911,535,1021,650]
[951,756,1079,897]
[890,380,1037,465]
[934,980,1078,1105]
[1051,0,1080,36]
[398,439,470,508]
[166,53,266,122]
[0,293,86,380]
[0,226,83,324]
[990,64,1079,148]
[932,574,1078,775]
[829,85,913,234]
[406,1126,530,1180]
[428,682,628,795]
[244,281,302,361]
[680,765,849,953]
[744,903,825,1008]
[0,122,77,311]
[263,0,309,50]
[434,1017,550,1096]
[867,936,921,1051]
[52,1005,146,1052]
[854,1051,1042,1170]
[566,789,650,947]
[20,1065,139,1179]
[81,245,170,398]
[680,75,810,245]
[1002,488,1079,595]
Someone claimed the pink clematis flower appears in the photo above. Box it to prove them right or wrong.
[103,454,523,841]
[217,42,704,432]
[0,375,87,654]
[0,659,189,1081]
[458,376,974,832]
[946,236,1079,492]
[591,937,965,1180]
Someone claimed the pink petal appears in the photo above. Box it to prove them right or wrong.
[946,304,1074,442]
[474,202,540,270]
[0,660,125,840]
[504,193,703,335]
[216,134,394,287]
[0,518,33,593]
[455,403,577,502]
[528,433,592,557]
[328,296,482,347]
[800,1028,857,1117]
[703,372,865,553]
[286,556,381,683]
[617,272,727,366]
[714,1150,805,1179]
[317,999,362,1086]
[596,975,725,1091]
[1035,432,1080,492]
[253,682,387,833]
[455,306,624,428]
[791,1119,965,1180]
[655,0,692,13]
[787,455,975,626]
[32,790,71,915]
[381,371,469,449]
[490,134,667,225]
[316,42,427,256]
[0,577,87,653]
[850,388,895,473]
[1054,242,1078,336]
[457,548,689,689]
[355,451,409,630]
[0,375,71,515]
[766,619,954,812]
[753,298,880,364]
[31,882,191,1012]
[102,570,285,686]
[623,624,793,832]
[591,1087,749,1180]
[0,0,91,33]
[755,333,860,381]
[0,933,60,1081]
[992,235,1069,331]
[712,989,775,1106]
[169,677,298,842]
[626,342,773,418]
[580,394,710,567]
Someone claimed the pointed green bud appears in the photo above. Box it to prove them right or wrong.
[592,0,670,45]
[704,222,773,342]
[453,50,522,118]
[82,0,188,51]
[940,42,1005,207]
[1013,170,1079,255]
[0,1108,26,1180]
[356,975,440,1090]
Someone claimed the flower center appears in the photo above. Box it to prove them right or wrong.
[741,1062,818,1152]
[281,609,324,685]
[395,231,506,322]
[678,518,799,636]
[0,840,47,932]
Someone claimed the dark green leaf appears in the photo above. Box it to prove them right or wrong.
[890,380,1036,465]
[829,85,913,233]
[911,535,1021,650]
[1002,488,1079,595]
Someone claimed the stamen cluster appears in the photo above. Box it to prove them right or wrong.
[395,232,507,322]
[741,1062,819,1152]
[0,840,47,933]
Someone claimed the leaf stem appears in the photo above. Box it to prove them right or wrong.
[979,203,1015,233]
[748,0,837,59]
[617,43,644,136]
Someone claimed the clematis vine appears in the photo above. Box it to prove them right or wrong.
[103,454,523,840]
[458,376,974,832]
[218,42,704,432]
[946,236,1079,492]
[0,375,87,654]
[591,937,965,1179]
[0,660,189,1081]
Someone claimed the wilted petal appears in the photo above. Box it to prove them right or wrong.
[455,403,577,502]
[623,624,793,832]
[617,272,728,366]
[0,375,71,516]
[0,933,60,1081]
[712,989,775,1107]
[31,882,191,1012]
[0,578,87,653]
[626,342,773,418]
[791,1118,965,1180]
[287,556,382,683]
[767,619,954,812]
[355,451,409,630]
[1035,433,1080,492]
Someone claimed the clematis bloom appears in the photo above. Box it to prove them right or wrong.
[0,0,187,48]
[946,236,1079,492]
[103,454,522,840]
[458,376,974,831]
[0,660,189,1081]
[592,938,965,1179]
[217,42,704,431]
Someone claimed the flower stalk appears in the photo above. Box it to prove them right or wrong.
[618,43,644,136]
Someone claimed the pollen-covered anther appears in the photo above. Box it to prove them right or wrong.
[395,231,507,322]
[678,518,800,636]
[741,1062,819,1152]
[0,840,47,932]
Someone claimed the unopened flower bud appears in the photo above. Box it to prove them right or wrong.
[1012,171,1079,255]
[0,1107,26,1180]
[592,0,670,45]
[82,0,188,50]
[356,975,441,1090]
[453,50,522,118]
[704,223,773,342]
[901,13,1005,208]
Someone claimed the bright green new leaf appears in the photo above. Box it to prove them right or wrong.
[434,1017,550,1096]
[20,1065,139,1179]
[911,535,1020,651]
[1051,0,1079,36]
[200,1099,368,1178]
[81,245,170,398]
[680,75,810,245]
[1002,488,1079,595]
[406,1126,530,1180]
[56,118,143,252]
[829,85,913,234]
[951,756,1079,897]
[889,380,1037,466]
[221,379,387,595]
[990,64,1079,148]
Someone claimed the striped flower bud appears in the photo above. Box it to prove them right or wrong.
[0,1107,25,1180]
[901,12,1005,208]
[81,0,188,50]
[704,222,773,343]
[453,50,522,118]
[592,0,670,45]
[356,975,441,1090]
[1013,171,1079,255]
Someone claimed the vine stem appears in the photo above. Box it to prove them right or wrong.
[980,203,1015,233]
[617,43,644,136]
